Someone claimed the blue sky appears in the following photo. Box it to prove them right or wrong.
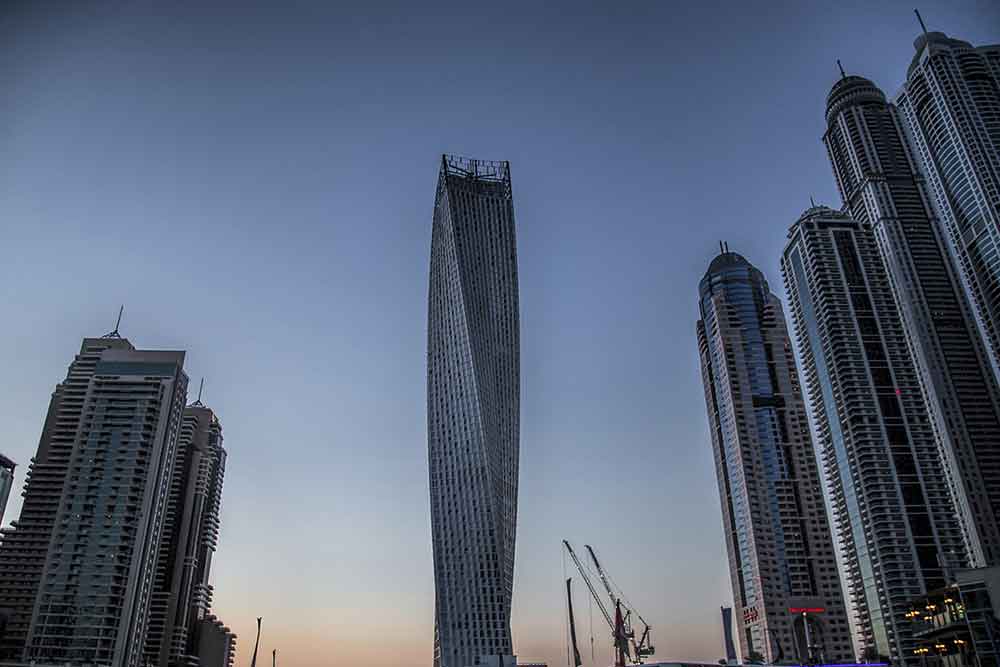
[2,2,998,665]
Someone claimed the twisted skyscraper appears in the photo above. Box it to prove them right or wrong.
[427,155,520,667]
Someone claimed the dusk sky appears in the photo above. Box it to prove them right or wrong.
[2,2,999,666]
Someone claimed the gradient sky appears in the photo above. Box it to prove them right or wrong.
[2,2,999,666]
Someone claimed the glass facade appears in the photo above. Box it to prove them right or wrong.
[428,155,520,667]
[697,250,853,664]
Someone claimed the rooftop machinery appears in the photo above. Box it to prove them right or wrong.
[563,540,655,667]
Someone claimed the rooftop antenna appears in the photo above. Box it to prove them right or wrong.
[914,9,929,36]
[837,59,847,79]
[719,241,725,254]
[192,378,205,407]
[810,195,817,208]
[102,305,124,338]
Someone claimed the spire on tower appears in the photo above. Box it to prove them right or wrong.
[102,305,124,339]
[192,378,205,407]
[914,8,929,36]
[837,59,847,79]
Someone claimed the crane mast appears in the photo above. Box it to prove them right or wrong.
[585,545,655,661]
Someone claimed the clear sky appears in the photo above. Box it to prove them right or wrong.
[2,2,999,666]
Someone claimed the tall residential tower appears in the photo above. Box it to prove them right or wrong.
[427,155,520,667]
[824,71,1000,570]
[895,31,1000,380]
[697,249,854,665]
[0,336,189,667]
[143,398,232,667]
[782,206,967,664]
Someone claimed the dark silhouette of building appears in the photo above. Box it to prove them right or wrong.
[427,155,520,667]
[144,398,233,667]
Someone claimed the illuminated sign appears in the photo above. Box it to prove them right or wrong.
[788,607,826,614]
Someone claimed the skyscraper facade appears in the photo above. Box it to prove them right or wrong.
[427,155,520,667]
[26,346,188,667]
[782,206,967,664]
[0,336,189,667]
[697,250,854,665]
[0,336,140,659]
[824,72,1000,569]
[894,32,1000,380]
[0,454,13,528]
[144,401,231,667]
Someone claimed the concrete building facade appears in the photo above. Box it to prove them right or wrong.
[427,155,520,667]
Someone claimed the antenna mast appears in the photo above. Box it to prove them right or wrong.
[102,305,124,339]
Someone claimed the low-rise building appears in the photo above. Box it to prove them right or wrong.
[906,567,1000,666]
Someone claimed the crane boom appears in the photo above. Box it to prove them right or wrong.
[585,544,619,610]
[563,540,613,628]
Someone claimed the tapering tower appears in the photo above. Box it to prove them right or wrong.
[782,205,967,664]
[697,248,853,665]
[824,72,1000,569]
[895,30,1000,381]
[427,155,520,667]
[144,396,231,667]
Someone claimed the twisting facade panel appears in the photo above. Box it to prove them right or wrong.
[825,74,1000,569]
[697,250,853,665]
[427,155,520,667]
[895,33,1000,381]
[782,207,966,665]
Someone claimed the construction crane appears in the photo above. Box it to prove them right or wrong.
[563,540,649,667]
[585,545,655,661]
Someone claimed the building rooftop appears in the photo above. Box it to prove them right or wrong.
[825,75,885,125]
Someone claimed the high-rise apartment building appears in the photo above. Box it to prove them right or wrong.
[427,155,520,667]
[0,336,189,667]
[0,455,14,528]
[894,31,1000,380]
[782,205,968,664]
[824,71,1000,570]
[144,400,231,667]
[0,336,138,659]
[697,249,854,664]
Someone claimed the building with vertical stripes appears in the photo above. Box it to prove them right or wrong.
[144,400,232,667]
[895,31,1000,382]
[0,336,189,667]
[782,205,967,665]
[427,155,520,667]
[697,248,853,665]
[824,71,1000,572]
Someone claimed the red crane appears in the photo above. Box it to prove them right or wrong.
[563,540,653,666]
